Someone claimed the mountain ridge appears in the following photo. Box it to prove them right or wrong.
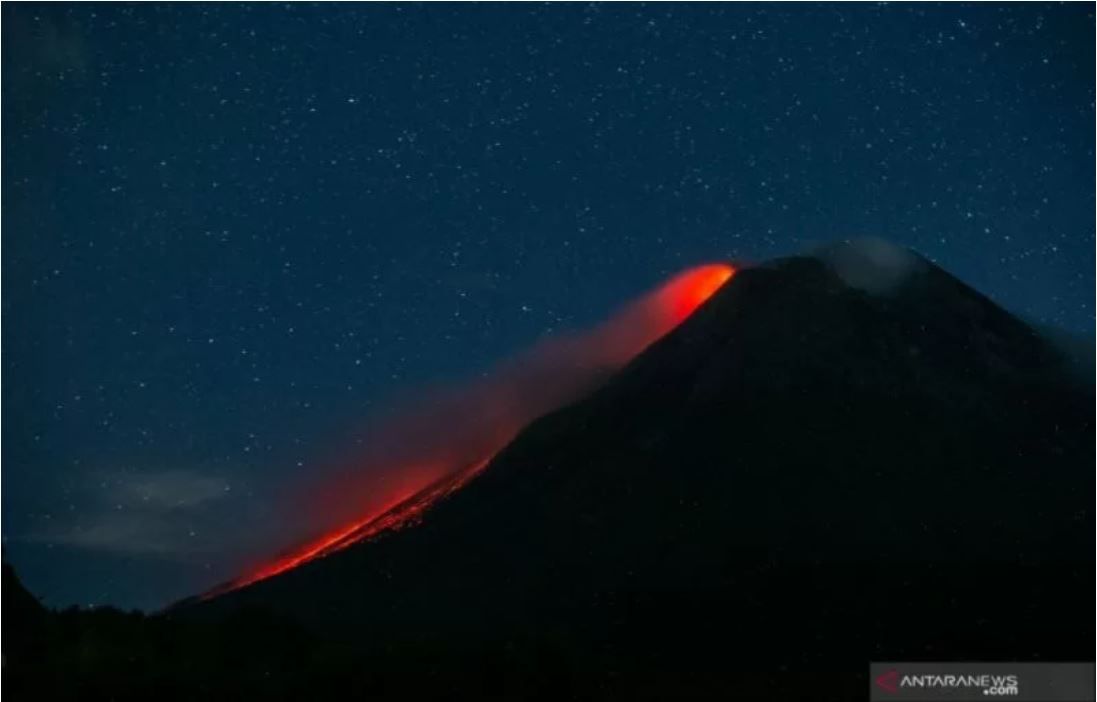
[188,249,1090,633]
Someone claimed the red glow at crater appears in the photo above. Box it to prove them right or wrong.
[209,263,734,596]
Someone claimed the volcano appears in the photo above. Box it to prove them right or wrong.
[9,241,1095,700]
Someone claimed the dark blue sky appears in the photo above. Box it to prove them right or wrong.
[3,2,1093,610]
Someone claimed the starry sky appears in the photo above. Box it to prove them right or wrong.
[2,3,1093,611]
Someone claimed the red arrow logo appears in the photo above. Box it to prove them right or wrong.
[875,669,899,694]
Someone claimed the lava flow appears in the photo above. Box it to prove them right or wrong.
[210,263,734,596]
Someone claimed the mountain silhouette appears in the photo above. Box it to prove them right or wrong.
[6,241,1093,701]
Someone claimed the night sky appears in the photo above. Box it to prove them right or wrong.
[3,3,1093,611]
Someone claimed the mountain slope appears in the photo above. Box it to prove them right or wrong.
[176,244,1092,698]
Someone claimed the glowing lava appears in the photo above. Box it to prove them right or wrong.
[210,263,734,596]
[663,264,737,324]
[208,458,491,595]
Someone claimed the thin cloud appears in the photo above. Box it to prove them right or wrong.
[26,469,239,561]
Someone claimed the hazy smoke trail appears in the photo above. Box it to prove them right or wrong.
[213,263,733,594]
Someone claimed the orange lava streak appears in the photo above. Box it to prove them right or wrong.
[210,263,734,597]
[208,457,493,596]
